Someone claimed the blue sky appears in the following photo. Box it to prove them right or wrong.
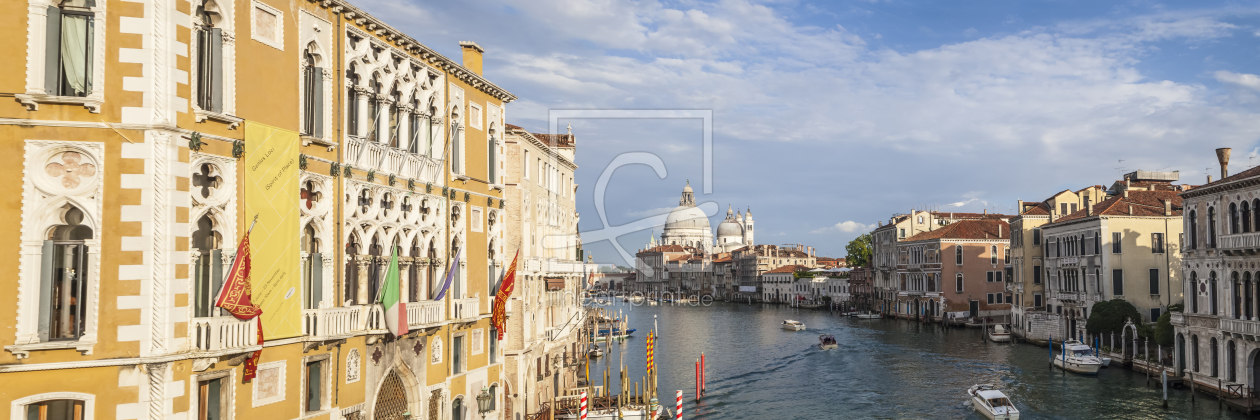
[357,0,1260,266]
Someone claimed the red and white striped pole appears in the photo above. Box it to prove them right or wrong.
[580,391,588,420]
[676,390,683,419]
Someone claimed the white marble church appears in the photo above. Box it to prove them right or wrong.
[646,181,754,253]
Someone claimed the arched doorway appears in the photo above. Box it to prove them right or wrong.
[374,370,410,420]
[1251,348,1260,390]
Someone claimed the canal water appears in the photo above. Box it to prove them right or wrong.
[586,300,1247,419]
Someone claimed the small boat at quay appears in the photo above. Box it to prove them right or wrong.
[782,319,806,331]
[1051,339,1103,375]
[587,348,603,358]
[988,325,1011,342]
[819,334,838,350]
[855,312,881,319]
[967,384,1020,420]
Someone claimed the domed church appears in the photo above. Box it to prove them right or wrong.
[653,181,753,254]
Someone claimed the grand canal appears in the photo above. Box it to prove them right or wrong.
[586,301,1247,419]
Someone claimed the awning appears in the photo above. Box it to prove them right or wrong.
[546,277,565,291]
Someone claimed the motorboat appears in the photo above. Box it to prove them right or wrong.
[782,320,806,331]
[988,325,1012,343]
[967,384,1020,420]
[855,312,881,319]
[1099,357,1112,368]
[819,334,838,350]
[1051,339,1103,375]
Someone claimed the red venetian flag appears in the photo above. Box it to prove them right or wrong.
[492,250,520,340]
[215,226,265,381]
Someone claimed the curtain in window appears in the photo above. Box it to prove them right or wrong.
[60,14,91,95]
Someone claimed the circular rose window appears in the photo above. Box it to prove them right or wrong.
[44,151,97,189]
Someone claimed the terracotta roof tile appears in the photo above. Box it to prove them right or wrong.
[531,133,575,147]
[1050,190,1182,224]
[904,220,1011,241]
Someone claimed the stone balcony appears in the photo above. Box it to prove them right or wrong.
[1221,318,1260,340]
[453,297,480,321]
[343,136,441,183]
[1219,232,1260,255]
[191,316,257,352]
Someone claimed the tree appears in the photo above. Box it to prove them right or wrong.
[1153,303,1183,347]
[1085,299,1144,338]
[845,233,873,268]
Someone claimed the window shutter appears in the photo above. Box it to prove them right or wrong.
[209,28,223,112]
[45,7,62,94]
[211,249,224,314]
[84,16,94,94]
[38,241,55,341]
[311,252,324,306]
[313,68,324,138]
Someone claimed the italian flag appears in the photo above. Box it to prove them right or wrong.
[380,246,408,336]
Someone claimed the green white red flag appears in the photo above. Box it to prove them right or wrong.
[379,246,408,336]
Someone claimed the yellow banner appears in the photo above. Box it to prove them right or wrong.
[244,121,302,339]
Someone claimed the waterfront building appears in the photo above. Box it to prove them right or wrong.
[1040,172,1184,342]
[1008,186,1108,342]
[735,244,817,302]
[848,267,875,310]
[632,245,700,294]
[711,254,736,300]
[0,0,525,417]
[762,265,811,303]
[873,210,1011,315]
[501,125,587,417]
[1172,149,1260,389]
[893,219,1013,322]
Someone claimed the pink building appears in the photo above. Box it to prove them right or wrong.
[895,219,1013,323]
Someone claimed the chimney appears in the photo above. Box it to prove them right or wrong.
[1123,188,1128,199]
[1128,204,1133,215]
[984,209,988,215]
[1217,148,1232,180]
[1017,200,1024,213]
[458,41,485,75]
[1163,199,1171,216]
[1085,197,1092,216]
[998,224,1003,238]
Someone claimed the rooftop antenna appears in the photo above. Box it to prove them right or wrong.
[1114,159,1126,177]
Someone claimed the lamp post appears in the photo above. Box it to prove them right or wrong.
[477,387,493,419]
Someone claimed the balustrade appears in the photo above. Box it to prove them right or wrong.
[407,300,444,327]
[453,297,480,320]
[191,316,256,352]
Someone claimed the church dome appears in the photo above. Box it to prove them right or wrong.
[665,205,710,231]
[717,219,743,239]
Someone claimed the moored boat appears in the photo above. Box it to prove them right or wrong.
[1051,339,1103,375]
[988,325,1012,342]
[967,384,1020,420]
[855,312,880,319]
[782,319,806,331]
[819,334,838,350]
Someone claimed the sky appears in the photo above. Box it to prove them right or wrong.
[354,0,1260,266]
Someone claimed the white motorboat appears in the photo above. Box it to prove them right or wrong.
[855,312,881,319]
[782,319,806,331]
[1051,339,1103,375]
[818,334,838,350]
[1099,357,1112,368]
[988,325,1012,342]
[967,384,1020,420]
[587,348,603,358]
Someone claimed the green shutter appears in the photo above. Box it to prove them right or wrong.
[206,379,221,420]
[307,362,322,411]
[38,241,55,341]
[313,68,324,138]
[311,252,323,307]
[209,28,223,112]
[210,249,223,314]
[45,7,62,95]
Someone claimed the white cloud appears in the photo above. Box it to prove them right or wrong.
[1216,71,1260,91]
[625,206,676,218]
[813,221,875,234]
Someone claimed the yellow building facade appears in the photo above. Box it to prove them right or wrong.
[0,0,518,419]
